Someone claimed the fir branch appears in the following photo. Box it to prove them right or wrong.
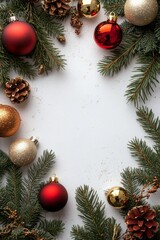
[105,218,121,240]
[0,4,10,27]
[21,150,55,224]
[39,219,64,237]
[132,168,154,185]
[8,0,29,16]
[75,185,106,239]
[9,55,36,79]
[98,33,140,76]
[72,185,120,240]
[0,48,10,86]
[0,150,12,178]
[139,30,158,54]
[32,24,66,72]
[121,167,144,209]
[71,225,91,240]
[23,150,55,201]
[155,12,160,41]
[128,138,160,171]
[125,54,160,105]
[25,1,66,72]
[5,165,23,213]
[0,188,9,223]
[21,202,41,228]
[100,0,125,16]
[136,106,160,146]
[34,9,65,37]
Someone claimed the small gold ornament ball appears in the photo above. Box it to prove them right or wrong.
[106,186,129,209]
[78,0,100,19]
[9,137,38,167]
[124,0,158,26]
[0,104,21,137]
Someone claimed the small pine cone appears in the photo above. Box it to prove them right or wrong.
[42,0,70,16]
[57,34,66,43]
[125,205,159,239]
[5,77,30,104]
[70,7,83,35]
[38,64,45,74]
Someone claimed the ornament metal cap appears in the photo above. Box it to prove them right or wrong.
[49,176,59,183]
[30,136,39,146]
[8,10,17,22]
[108,12,117,22]
[9,15,16,22]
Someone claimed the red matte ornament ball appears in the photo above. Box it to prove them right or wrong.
[39,182,68,212]
[94,14,122,49]
[2,21,37,56]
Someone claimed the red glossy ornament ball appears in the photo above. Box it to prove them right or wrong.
[2,21,37,56]
[39,181,68,212]
[94,12,122,49]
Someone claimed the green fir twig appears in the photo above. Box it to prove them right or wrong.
[71,185,121,240]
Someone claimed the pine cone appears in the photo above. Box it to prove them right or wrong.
[125,205,159,239]
[42,0,70,16]
[5,77,30,103]
[57,34,66,43]
[70,6,83,35]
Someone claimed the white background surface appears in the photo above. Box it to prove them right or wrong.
[1,8,160,240]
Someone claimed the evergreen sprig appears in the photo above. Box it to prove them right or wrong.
[99,0,160,105]
[100,0,125,16]
[0,149,64,239]
[71,185,121,240]
[0,0,66,85]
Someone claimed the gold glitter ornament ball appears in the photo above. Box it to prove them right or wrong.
[0,104,21,137]
[78,0,100,19]
[124,0,158,26]
[9,137,38,167]
[105,186,129,209]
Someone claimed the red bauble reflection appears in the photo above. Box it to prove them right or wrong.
[2,21,37,56]
[94,19,122,49]
[39,182,68,212]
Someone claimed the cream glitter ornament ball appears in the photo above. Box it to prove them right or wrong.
[9,137,38,167]
[124,0,158,26]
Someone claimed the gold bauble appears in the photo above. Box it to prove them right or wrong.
[106,186,129,209]
[0,104,21,137]
[124,0,158,26]
[78,0,100,19]
[9,137,38,167]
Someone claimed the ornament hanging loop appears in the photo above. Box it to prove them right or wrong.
[108,12,117,22]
